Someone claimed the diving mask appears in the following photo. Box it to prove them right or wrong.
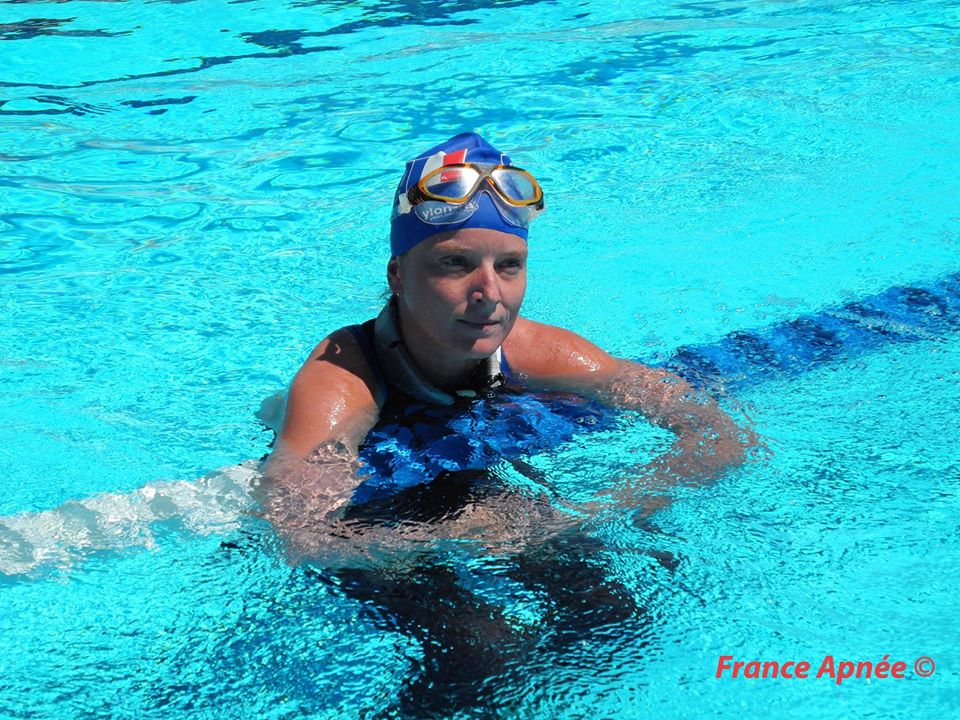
[392,162,545,229]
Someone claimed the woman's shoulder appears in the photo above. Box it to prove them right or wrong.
[503,316,619,382]
[294,324,383,401]
[277,324,384,458]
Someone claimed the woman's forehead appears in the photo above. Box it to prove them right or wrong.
[424,228,527,253]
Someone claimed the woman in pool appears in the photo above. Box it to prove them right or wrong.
[261,132,750,564]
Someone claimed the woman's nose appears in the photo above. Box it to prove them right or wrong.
[470,264,501,305]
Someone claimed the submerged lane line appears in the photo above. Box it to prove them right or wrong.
[2,272,958,576]
[666,272,960,391]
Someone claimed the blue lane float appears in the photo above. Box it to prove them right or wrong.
[664,272,960,391]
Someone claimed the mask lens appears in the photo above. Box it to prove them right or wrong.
[494,199,538,228]
[491,168,540,204]
[421,166,480,202]
[399,164,544,227]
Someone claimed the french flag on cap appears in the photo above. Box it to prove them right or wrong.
[421,148,466,177]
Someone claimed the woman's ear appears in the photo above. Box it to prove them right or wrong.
[387,257,402,296]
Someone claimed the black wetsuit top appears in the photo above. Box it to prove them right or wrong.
[340,319,616,507]
[344,319,516,403]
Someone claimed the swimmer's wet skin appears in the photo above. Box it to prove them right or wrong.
[259,132,753,568]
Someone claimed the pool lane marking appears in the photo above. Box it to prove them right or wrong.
[664,272,960,390]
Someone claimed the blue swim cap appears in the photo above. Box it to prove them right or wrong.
[389,132,530,257]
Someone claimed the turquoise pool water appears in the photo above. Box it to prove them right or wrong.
[2,0,959,717]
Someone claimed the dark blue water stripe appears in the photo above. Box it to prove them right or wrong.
[664,272,960,391]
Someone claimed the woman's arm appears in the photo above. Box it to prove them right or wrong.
[588,360,755,512]
[262,328,576,566]
[260,327,419,565]
[502,317,756,510]
[262,440,582,567]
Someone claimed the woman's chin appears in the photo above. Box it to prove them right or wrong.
[467,335,504,357]
[442,322,509,358]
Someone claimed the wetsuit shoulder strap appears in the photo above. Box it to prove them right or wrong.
[346,319,389,402]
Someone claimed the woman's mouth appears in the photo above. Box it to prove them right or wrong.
[458,318,501,330]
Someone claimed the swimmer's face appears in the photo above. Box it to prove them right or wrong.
[388,228,527,360]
